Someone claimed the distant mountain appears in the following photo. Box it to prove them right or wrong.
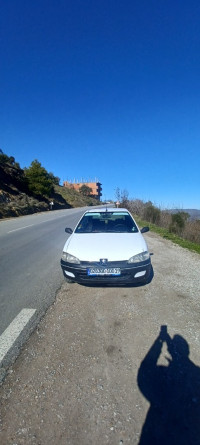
[169,209,200,221]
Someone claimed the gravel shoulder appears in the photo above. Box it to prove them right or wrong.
[0,232,200,444]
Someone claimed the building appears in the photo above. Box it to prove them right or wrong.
[63,180,102,201]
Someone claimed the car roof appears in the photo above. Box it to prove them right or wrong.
[86,207,129,213]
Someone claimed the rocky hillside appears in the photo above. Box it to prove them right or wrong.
[0,154,98,219]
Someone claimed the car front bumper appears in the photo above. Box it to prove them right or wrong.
[60,259,151,285]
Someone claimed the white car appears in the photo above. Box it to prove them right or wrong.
[61,208,151,285]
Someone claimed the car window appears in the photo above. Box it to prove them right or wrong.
[75,212,139,233]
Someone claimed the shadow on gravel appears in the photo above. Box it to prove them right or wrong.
[137,325,200,445]
[79,265,154,288]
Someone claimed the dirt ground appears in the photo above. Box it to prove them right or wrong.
[0,231,200,445]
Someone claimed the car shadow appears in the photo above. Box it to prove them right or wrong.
[137,326,200,444]
[79,265,154,288]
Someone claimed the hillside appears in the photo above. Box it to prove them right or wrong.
[0,155,99,219]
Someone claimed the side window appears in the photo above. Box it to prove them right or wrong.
[125,216,138,232]
[76,216,92,232]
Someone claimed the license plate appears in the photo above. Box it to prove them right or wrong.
[87,267,121,276]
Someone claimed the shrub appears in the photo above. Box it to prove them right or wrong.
[169,212,189,236]
[79,184,92,196]
[143,202,161,224]
[119,197,200,247]
[183,220,200,244]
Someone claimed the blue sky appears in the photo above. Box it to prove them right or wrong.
[1,0,200,209]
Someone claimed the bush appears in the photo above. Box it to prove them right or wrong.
[79,185,92,196]
[183,220,200,244]
[169,212,189,236]
[120,197,200,246]
[143,202,161,224]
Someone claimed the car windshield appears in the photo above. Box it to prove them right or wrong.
[75,212,139,233]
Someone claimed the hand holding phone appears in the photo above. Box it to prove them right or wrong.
[160,325,167,340]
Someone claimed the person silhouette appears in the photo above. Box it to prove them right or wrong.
[137,326,200,444]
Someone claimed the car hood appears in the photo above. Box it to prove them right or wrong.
[63,232,148,262]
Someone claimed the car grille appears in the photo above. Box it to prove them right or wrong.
[80,260,127,267]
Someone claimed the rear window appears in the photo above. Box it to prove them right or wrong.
[75,212,139,233]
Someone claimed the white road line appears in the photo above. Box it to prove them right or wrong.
[7,215,66,233]
[8,224,34,233]
[0,308,36,364]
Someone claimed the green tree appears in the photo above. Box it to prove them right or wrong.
[0,150,12,165]
[48,172,60,185]
[79,184,92,196]
[24,160,54,197]
[0,150,21,168]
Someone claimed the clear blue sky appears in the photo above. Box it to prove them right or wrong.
[1,0,200,209]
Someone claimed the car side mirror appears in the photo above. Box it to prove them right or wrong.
[65,227,73,234]
[141,226,149,233]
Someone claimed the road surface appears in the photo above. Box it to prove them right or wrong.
[0,207,90,367]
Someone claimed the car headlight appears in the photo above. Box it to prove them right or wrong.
[128,251,150,263]
[61,252,80,264]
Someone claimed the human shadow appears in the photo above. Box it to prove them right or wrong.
[137,326,200,445]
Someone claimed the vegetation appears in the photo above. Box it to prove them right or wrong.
[24,160,54,197]
[169,212,189,236]
[0,150,28,192]
[115,189,200,254]
[135,217,200,255]
[143,202,161,225]
[0,150,99,219]
[54,185,99,208]
[79,184,93,196]
[0,149,20,169]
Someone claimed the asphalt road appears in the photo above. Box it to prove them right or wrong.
[0,207,89,340]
